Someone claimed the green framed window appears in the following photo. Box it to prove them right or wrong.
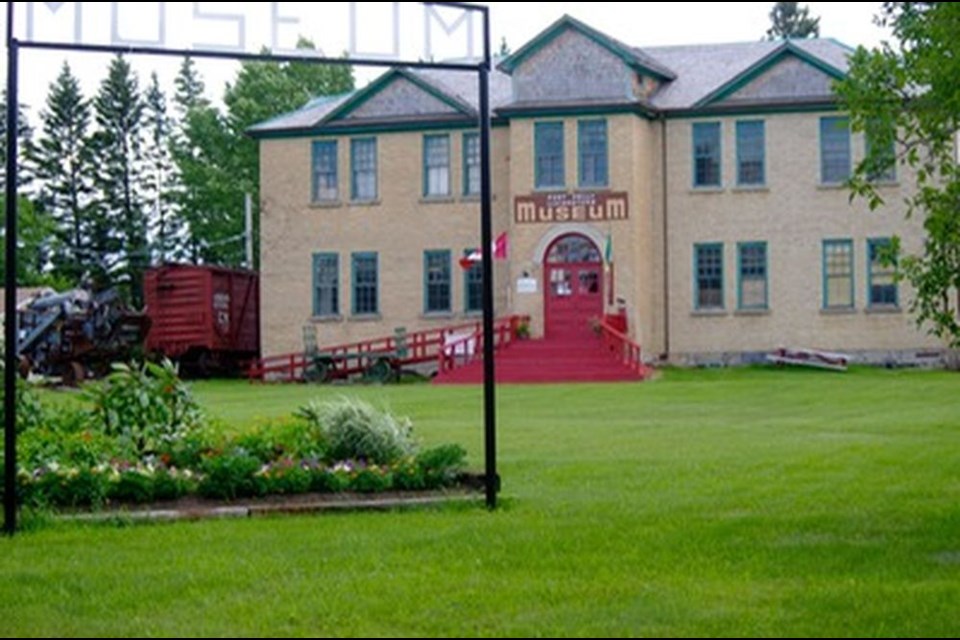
[820,117,851,184]
[351,252,378,316]
[311,140,338,202]
[693,122,721,187]
[736,120,765,186]
[463,132,480,196]
[351,138,377,201]
[868,238,898,307]
[823,239,854,309]
[578,119,608,187]
[695,243,724,309]
[464,248,483,314]
[312,253,339,318]
[424,250,452,314]
[535,122,564,189]
[866,128,897,183]
[423,134,451,197]
[737,242,768,310]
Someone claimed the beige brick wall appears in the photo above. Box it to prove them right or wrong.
[505,115,659,347]
[259,128,511,356]
[665,112,941,358]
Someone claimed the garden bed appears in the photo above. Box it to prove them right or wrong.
[2,361,474,521]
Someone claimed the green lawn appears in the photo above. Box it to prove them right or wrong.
[4,368,960,637]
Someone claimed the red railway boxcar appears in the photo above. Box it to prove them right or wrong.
[144,265,260,376]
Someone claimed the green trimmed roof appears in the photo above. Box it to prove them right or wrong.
[498,14,677,81]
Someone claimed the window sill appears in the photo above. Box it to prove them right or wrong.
[865,305,902,315]
[310,315,344,324]
[732,185,769,193]
[534,186,568,193]
[691,309,728,317]
[463,311,483,319]
[349,199,381,208]
[820,307,857,316]
[419,196,456,205]
[689,186,725,195]
[735,308,770,317]
[578,183,610,191]
[817,183,849,191]
[869,180,900,189]
[309,200,342,209]
[422,312,455,320]
[350,314,382,322]
[461,194,481,203]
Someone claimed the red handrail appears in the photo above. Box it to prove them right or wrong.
[598,319,645,374]
[437,315,528,374]
[250,315,529,381]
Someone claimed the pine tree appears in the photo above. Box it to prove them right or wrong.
[29,62,95,286]
[91,54,148,303]
[766,2,821,40]
[0,89,35,190]
[143,72,182,264]
[173,56,208,115]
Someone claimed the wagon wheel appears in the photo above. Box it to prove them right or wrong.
[304,356,334,383]
[61,361,87,388]
[365,357,396,384]
[17,356,32,380]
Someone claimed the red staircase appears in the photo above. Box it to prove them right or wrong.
[434,324,653,385]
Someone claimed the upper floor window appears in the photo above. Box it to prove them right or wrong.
[351,138,378,201]
[820,117,851,185]
[866,127,897,183]
[535,122,565,189]
[423,134,451,197]
[693,122,721,188]
[578,119,608,188]
[736,120,765,186]
[463,133,481,197]
[311,140,338,203]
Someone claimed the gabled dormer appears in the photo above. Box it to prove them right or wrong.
[693,41,847,110]
[497,15,675,110]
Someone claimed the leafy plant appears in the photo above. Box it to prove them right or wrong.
[416,445,468,489]
[85,360,204,457]
[198,448,265,500]
[298,397,417,465]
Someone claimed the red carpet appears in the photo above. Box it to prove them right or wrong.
[434,336,652,385]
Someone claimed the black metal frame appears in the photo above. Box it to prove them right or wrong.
[3,1,499,535]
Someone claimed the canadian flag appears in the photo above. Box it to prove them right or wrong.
[459,232,508,269]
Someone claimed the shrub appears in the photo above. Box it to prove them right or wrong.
[85,360,204,458]
[349,463,393,493]
[198,449,265,500]
[298,397,416,465]
[416,445,467,489]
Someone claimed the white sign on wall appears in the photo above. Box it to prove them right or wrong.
[17,2,483,65]
[517,278,538,295]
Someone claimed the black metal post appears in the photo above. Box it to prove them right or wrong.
[478,8,497,510]
[4,3,19,536]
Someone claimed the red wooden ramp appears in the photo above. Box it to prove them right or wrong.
[434,322,653,385]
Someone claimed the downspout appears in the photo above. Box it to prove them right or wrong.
[660,114,671,360]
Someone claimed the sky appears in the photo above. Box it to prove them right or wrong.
[1,2,891,118]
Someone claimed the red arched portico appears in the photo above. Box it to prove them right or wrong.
[544,234,604,340]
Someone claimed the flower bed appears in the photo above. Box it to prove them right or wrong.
[1,362,470,512]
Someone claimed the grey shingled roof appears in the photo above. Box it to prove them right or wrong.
[645,39,850,110]
[250,27,852,135]
[247,93,353,134]
[410,63,514,112]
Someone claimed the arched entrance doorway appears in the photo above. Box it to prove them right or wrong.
[544,234,604,340]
